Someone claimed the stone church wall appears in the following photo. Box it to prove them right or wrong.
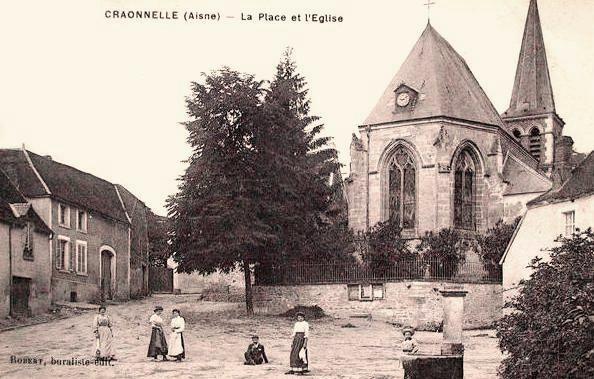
[253,281,502,329]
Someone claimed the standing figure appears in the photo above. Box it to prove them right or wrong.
[168,309,186,362]
[400,326,419,354]
[286,311,309,375]
[244,335,269,365]
[147,305,169,361]
[93,305,116,361]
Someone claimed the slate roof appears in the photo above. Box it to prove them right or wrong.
[364,23,505,128]
[0,149,129,223]
[528,151,594,207]
[502,154,551,195]
[0,168,52,234]
[503,0,555,118]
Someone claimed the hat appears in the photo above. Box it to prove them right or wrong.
[251,335,259,339]
[154,306,163,312]
[402,326,415,336]
[296,311,306,318]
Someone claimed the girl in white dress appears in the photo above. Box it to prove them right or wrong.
[168,309,186,362]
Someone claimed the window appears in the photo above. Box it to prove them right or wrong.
[75,241,88,275]
[58,204,70,228]
[76,210,87,232]
[564,211,575,236]
[23,222,34,260]
[529,127,542,162]
[56,236,71,270]
[512,129,522,139]
[347,283,385,301]
[387,146,416,229]
[454,149,476,230]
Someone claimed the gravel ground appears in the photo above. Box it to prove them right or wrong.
[0,294,502,378]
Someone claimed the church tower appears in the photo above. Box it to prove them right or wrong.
[502,0,567,177]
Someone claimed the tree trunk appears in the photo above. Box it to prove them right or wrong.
[243,261,254,316]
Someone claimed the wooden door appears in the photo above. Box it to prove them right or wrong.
[11,276,31,316]
[101,251,112,300]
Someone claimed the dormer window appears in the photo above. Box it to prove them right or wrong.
[394,84,418,111]
[58,203,70,228]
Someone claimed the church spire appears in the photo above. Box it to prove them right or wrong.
[503,0,555,118]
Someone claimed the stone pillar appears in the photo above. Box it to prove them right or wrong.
[440,285,467,355]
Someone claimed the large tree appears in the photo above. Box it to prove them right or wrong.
[168,54,351,315]
[167,68,274,315]
[258,49,349,264]
[497,229,594,378]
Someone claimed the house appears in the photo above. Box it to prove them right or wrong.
[500,151,594,300]
[0,147,150,303]
[0,168,53,317]
[115,184,150,298]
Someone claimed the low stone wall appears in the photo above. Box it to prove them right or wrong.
[253,281,502,329]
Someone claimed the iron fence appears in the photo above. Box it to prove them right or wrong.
[255,258,501,285]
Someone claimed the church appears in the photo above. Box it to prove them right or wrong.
[346,0,581,237]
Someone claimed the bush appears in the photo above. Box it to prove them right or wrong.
[359,220,421,277]
[476,217,520,275]
[496,229,594,378]
[417,228,467,278]
[280,305,326,320]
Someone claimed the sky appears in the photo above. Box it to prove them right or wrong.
[1,0,593,216]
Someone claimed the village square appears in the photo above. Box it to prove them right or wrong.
[1,0,593,378]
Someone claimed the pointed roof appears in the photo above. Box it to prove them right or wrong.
[503,0,555,118]
[364,23,505,128]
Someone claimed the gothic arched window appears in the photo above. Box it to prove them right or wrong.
[453,150,476,230]
[529,127,542,161]
[388,146,416,229]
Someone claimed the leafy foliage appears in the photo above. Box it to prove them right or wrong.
[147,211,170,267]
[476,217,520,274]
[417,228,467,278]
[359,220,419,275]
[497,229,594,378]
[166,51,352,313]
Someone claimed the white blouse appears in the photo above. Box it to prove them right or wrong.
[149,314,164,328]
[171,316,185,333]
[292,320,309,338]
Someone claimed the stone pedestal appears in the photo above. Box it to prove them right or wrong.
[440,285,467,356]
[401,354,463,379]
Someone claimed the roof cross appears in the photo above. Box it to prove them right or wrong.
[424,1,436,22]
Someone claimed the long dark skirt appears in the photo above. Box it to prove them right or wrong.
[289,332,308,372]
[147,327,168,358]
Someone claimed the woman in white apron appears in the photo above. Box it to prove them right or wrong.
[168,309,186,362]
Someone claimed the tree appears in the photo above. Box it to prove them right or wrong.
[476,217,520,276]
[256,48,352,264]
[417,228,467,278]
[497,229,594,378]
[360,220,419,277]
[147,211,170,267]
[167,68,274,315]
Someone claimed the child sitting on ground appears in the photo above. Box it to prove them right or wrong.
[401,326,419,354]
[244,335,269,365]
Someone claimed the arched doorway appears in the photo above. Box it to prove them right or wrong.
[100,246,116,300]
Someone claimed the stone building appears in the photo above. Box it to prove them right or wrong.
[0,147,151,303]
[346,0,579,237]
[0,169,53,317]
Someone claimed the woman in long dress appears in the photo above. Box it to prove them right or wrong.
[286,311,309,375]
[147,305,168,361]
[168,309,186,362]
[93,305,116,361]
